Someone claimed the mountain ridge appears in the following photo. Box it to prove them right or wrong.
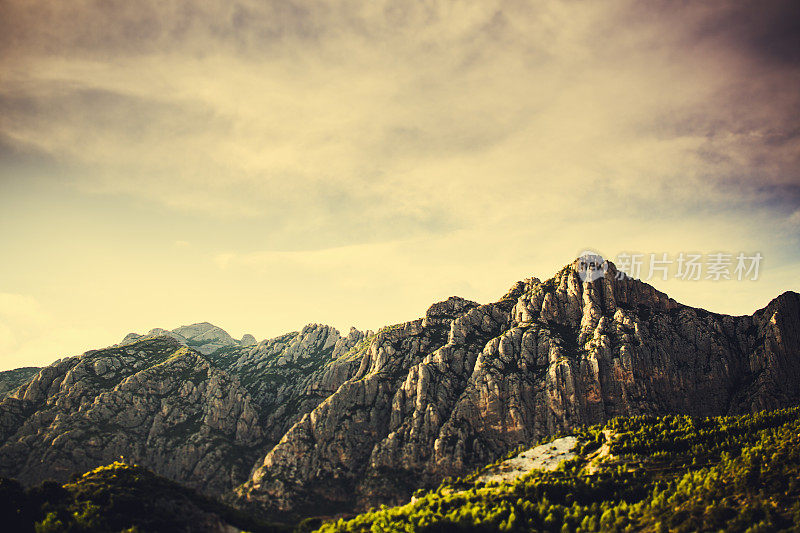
[0,256,797,521]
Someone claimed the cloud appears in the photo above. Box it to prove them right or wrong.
[0,1,798,369]
[0,0,797,235]
[633,0,800,67]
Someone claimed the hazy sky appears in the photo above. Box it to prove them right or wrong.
[1,0,799,370]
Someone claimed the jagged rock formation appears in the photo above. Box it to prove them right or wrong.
[239,259,800,515]
[0,337,264,494]
[216,324,370,443]
[122,322,240,356]
[1,257,798,518]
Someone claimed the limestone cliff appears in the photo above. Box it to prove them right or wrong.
[239,260,800,514]
[0,323,366,496]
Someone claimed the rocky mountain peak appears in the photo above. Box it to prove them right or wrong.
[121,322,240,356]
[0,336,264,495]
[172,322,236,345]
[237,258,800,515]
[510,256,679,331]
[422,296,479,327]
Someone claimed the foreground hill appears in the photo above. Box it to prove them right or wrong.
[320,406,800,532]
[0,462,285,532]
[0,256,798,518]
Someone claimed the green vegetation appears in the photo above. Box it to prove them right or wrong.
[335,333,377,363]
[318,406,800,532]
[4,407,799,532]
[379,323,407,336]
[0,366,40,398]
[0,462,287,533]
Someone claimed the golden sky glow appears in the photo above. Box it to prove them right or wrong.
[1,0,799,369]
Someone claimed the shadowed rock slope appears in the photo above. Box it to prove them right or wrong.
[0,337,264,494]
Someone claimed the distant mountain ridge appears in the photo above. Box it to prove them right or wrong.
[0,367,40,399]
[120,322,255,356]
[0,256,798,520]
[0,323,369,496]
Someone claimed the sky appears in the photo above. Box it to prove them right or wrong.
[0,0,799,370]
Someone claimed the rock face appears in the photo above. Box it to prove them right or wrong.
[239,260,800,515]
[1,257,799,517]
[173,322,239,355]
[121,322,240,355]
[215,324,369,444]
[0,323,367,496]
[0,337,264,495]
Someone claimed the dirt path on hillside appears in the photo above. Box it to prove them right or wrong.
[476,436,578,484]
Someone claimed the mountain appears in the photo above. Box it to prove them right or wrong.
[0,338,264,494]
[238,259,800,516]
[0,256,798,522]
[7,406,800,532]
[121,322,251,356]
[0,324,367,496]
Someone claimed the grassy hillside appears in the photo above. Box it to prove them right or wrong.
[318,406,800,532]
[0,462,287,533]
